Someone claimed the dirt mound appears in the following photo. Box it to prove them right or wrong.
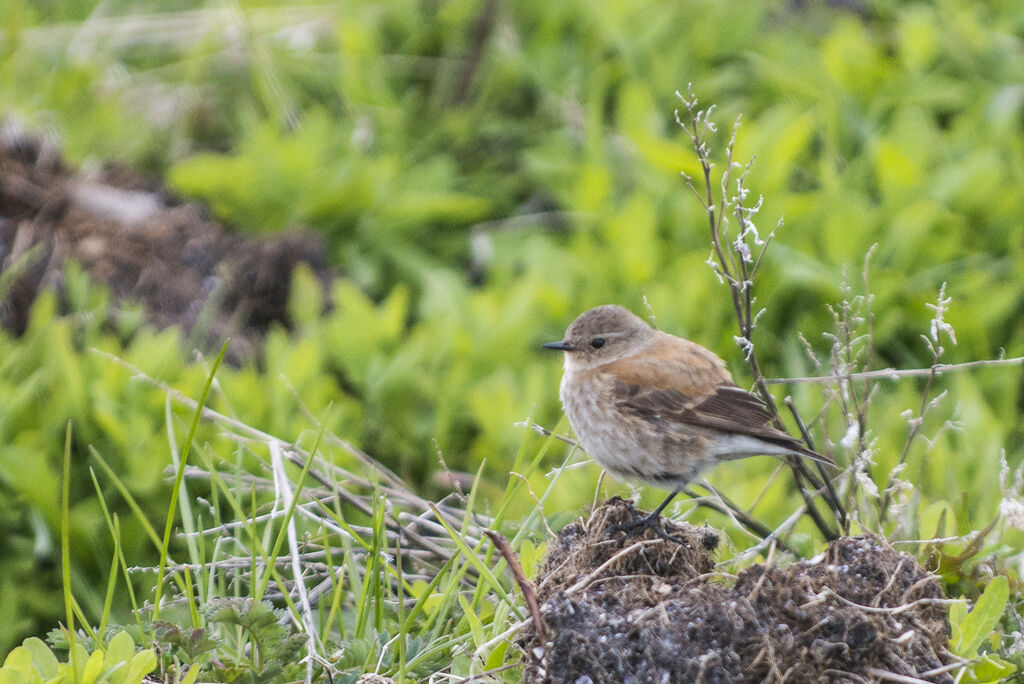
[0,120,331,360]
[524,498,954,683]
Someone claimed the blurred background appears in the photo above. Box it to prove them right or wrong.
[1,0,1023,655]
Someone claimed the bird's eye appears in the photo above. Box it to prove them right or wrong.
[591,338,606,349]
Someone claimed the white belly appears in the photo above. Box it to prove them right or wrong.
[559,368,713,488]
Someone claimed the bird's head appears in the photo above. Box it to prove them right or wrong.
[542,305,655,371]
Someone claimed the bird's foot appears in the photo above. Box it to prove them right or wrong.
[606,509,688,546]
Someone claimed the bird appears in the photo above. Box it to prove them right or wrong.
[542,304,834,535]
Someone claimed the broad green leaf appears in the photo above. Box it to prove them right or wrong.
[79,650,104,684]
[953,576,1009,657]
[121,651,157,684]
[948,599,967,648]
[0,669,25,684]
[178,664,200,684]
[962,653,1016,683]
[919,500,954,541]
[1,647,33,675]
[103,632,133,672]
[484,639,508,671]
[21,640,57,680]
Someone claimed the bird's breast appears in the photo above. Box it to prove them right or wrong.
[565,368,659,471]
[559,368,619,454]
[559,367,706,484]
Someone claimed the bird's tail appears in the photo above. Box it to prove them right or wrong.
[790,442,836,467]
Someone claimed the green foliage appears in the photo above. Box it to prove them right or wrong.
[951,577,1007,658]
[79,420,536,682]
[197,600,307,684]
[1,0,1024,675]
[151,622,217,666]
[0,632,157,684]
[948,577,1016,683]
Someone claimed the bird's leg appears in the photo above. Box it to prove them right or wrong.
[606,489,687,544]
[646,489,680,519]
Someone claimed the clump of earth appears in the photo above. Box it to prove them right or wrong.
[0,119,331,361]
[524,498,955,683]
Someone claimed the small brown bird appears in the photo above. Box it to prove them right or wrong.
[543,305,834,530]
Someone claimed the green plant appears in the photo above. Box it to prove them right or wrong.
[1,0,1024,675]
[949,577,1015,683]
[0,632,159,684]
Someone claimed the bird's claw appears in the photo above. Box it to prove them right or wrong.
[606,511,689,546]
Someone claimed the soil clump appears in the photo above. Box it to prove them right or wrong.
[0,120,331,361]
[524,498,955,683]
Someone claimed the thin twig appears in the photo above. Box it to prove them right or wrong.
[484,530,547,643]
[676,89,839,541]
[516,420,578,446]
[865,668,934,684]
[471,619,530,667]
[786,397,847,533]
[879,285,954,525]
[807,587,958,615]
[453,663,520,683]
[685,484,799,556]
[764,355,1024,384]
[918,659,974,678]
[565,539,664,595]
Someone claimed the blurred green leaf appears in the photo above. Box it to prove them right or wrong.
[952,576,1008,658]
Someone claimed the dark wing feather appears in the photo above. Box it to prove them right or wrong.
[615,381,769,432]
[614,381,831,464]
[602,334,833,465]
[690,385,776,430]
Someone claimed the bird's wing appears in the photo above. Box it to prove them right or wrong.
[605,337,831,463]
[614,380,776,438]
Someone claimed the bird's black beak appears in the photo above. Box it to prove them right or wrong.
[542,341,576,352]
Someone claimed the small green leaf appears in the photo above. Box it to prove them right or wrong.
[21,639,58,679]
[69,644,90,682]
[518,539,545,579]
[178,664,201,684]
[103,632,133,672]
[952,576,1009,657]
[79,650,104,684]
[484,639,508,671]
[0,668,24,684]
[1,647,33,675]
[948,599,967,648]
[287,264,323,327]
[919,500,953,540]
[963,653,1016,683]
[458,596,486,649]
[122,651,157,684]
